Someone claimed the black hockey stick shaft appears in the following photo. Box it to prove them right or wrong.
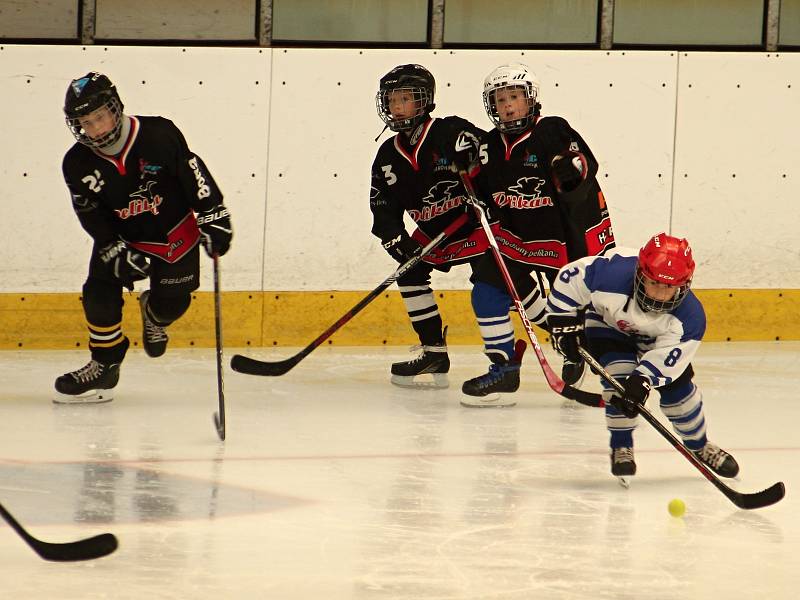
[457,170,603,408]
[230,212,471,377]
[0,502,118,561]
[212,253,226,440]
[577,346,785,510]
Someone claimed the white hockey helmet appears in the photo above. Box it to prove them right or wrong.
[482,63,541,134]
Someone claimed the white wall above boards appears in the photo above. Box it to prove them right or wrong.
[672,52,800,288]
[263,49,679,293]
[0,45,270,292]
[264,49,441,292]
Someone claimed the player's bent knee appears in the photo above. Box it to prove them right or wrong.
[148,292,191,324]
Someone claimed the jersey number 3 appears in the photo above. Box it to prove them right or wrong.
[381,165,397,186]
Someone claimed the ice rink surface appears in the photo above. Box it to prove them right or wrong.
[0,341,797,599]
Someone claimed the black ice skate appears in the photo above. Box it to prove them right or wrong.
[53,360,120,404]
[391,328,449,389]
[561,358,586,387]
[460,340,526,408]
[611,446,636,488]
[692,442,740,478]
[139,290,168,358]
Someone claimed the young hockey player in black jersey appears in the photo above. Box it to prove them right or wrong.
[461,63,615,407]
[54,72,233,404]
[371,64,487,388]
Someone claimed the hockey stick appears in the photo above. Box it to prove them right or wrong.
[230,212,471,377]
[457,170,603,408]
[0,502,118,561]
[577,346,785,510]
[212,253,226,441]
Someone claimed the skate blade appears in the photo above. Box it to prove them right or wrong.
[616,476,631,489]
[390,373,449,390]
[53,389,114,405]
[460,393,516,408]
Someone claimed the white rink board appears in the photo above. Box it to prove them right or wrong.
[0,45,269,292]
[0,46,798,292]
[672,52,800,288]
[265,49,677,290]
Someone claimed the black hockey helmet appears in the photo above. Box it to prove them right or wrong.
[376,64,436,132]
[64,72,125,148]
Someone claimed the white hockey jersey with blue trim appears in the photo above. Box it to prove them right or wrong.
[546,250,706,387]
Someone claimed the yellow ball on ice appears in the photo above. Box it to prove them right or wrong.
[668,498,686,518]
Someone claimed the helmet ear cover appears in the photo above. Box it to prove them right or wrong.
[634,233,695,313]
[376,64,436,132]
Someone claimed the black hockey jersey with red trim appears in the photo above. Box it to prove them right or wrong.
[474,115,615,273]
[62,116,223,261]
[370,116,487,265]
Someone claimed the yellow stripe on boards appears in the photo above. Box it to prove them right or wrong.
[0,290,798,349]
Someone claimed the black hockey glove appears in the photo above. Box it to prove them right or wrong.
[611,373,651,418]
[547,313,584,363]
[381,232,421,264]
[99,240,150,290]
[451,130,481,173]
[197,205,233,257]
[551,154,585,191]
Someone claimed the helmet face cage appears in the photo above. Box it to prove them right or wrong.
[64,73,124,149]
[483,65,540,134]
[376,86,433,132]
[633,268,691,313]
[376,64,435,132]
[65,93,124,148]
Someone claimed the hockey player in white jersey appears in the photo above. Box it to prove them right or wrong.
[546,233,739,482]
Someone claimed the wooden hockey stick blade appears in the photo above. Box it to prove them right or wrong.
[230,353,300,376]
[0,503,118,561]
[729,481,785,510]
[213,411,226,441]
[231,213,471,377]
[559,384,605,408]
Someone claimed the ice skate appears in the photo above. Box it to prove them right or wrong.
[692,442,739,478]
[139,290,168,358]
[611,446,636,488]
[461,341,526,408]
[561,358,586,387]
[54,360,120,404]
[390,328,449,389]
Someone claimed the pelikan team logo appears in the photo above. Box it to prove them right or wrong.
[492,176,553,209]
[409,180,464,221]
[115,180,163,219]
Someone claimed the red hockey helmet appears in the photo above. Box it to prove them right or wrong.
[634,233,695,313]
